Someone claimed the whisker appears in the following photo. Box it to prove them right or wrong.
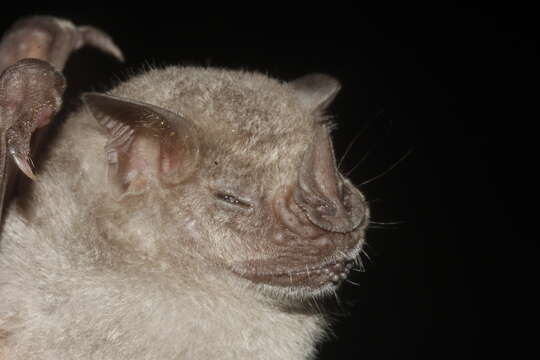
[345,143,377,177]
[370,220,406,225]
[337,132,364,171]
[358,148,413,187]
[310,297,324,315]
[360,248,372,262]
[368,224,397,230]
[351,256,366,272]
[338,108,385,170]
[368,220,406,230]
[333,290,342,308]
[355,258,366,272]
[346,279,361,286]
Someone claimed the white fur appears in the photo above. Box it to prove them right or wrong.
[0,66,364,359]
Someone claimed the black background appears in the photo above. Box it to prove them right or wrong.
[1,6,537,359]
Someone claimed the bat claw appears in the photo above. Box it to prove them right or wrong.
[0,16,124,73]
[1,15,123,219]
[11,153,36,181]
[6,121,40,181]
[0,15,123,219]
[78,26,125,62]
[1,59,65,183]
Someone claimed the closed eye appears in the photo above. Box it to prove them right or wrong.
[215,192,252,210]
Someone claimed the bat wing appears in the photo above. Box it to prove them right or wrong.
[0,16,123,226]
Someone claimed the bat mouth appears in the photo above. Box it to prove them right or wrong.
[230,213,367,294]
[266,258,355,288]
[232,257,357,290]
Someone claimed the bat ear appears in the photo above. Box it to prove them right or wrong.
[290,73,341,111]
[82,93,200,197]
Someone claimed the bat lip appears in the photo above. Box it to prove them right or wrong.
[231,249,361,290]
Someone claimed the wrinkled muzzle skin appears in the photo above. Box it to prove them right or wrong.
[232,126,369,296]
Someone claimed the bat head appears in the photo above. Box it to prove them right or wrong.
[83,67,369,299]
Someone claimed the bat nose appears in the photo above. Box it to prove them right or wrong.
[273,182,367,244]
[293,125,368,234]
[293,178,367,233]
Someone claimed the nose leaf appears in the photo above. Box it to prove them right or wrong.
[294,126,365,233]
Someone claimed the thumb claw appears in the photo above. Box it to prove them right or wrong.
[78,25,125,62]
[12,153,37,181]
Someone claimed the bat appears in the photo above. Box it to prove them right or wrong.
[0,16,369,359]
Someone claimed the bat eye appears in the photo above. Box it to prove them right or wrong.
[215,192,252,210]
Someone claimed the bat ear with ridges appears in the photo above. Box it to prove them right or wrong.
[82,93,200,197]
[290,73,341,111]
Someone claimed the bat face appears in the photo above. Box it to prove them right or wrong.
[84,67,369,300]
[0,16,371,359]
